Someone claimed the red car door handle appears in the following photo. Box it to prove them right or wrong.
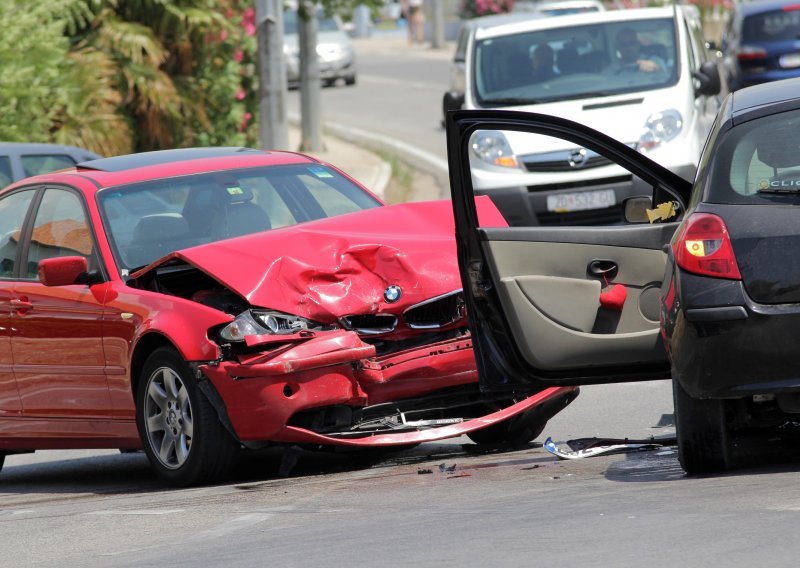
[11,298,32,311]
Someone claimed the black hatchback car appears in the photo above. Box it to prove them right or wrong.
[722,0,800,91]
[447,77,800,475]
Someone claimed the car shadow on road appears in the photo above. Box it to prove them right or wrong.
[0,440,522,495]
[604,438,800,483]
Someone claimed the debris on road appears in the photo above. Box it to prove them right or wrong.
[544,436,677,460]
[438,463,457,473]
[417,468,433,475]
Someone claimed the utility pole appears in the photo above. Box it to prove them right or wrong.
[255,0,289,150]
[298,0,323,151]
[431,0,445,49]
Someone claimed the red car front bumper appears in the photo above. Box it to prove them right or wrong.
[200,330,576,446]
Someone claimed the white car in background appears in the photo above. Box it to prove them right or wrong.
[512,0,605,16]
[283,9,356,88]
[444,6,721,226]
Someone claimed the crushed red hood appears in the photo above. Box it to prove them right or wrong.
[132,198,506,322]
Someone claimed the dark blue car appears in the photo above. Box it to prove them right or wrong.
[722,0,800,91]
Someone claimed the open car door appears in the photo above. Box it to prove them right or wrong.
[447,110,693,392]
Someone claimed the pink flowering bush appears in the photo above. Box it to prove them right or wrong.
[461,0,514,18]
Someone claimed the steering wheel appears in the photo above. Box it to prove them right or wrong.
[615,63,640,74]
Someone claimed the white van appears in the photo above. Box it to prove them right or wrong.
[443,6,721,226]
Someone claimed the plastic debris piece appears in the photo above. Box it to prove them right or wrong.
[438,463,457,473]
[543,436,676,460]
[417,468,433,474]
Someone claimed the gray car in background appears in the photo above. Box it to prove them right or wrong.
[284,9,357,88]
[0,142,101,187]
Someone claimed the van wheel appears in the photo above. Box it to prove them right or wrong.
[136,347,239,486]
[0,453,5,473]
[673,376,731,474]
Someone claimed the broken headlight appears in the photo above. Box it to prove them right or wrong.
[218,310,321,342]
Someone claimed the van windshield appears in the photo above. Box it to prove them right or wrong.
[474,17,678,106]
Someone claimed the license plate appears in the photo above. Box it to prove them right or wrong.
[780,53,800,69]
[546,189,615,213]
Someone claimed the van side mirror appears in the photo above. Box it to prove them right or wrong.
[38,256,90,286]
[693,61,722,97]
[623,196,653,224]
[443,91,465,117]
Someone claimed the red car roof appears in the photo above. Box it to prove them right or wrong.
[3,148,319,192]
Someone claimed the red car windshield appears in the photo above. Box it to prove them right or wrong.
[97,163,381,273]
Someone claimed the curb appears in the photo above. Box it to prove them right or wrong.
[288,112,450,200]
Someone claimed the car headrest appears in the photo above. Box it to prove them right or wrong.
[132,213,190,243]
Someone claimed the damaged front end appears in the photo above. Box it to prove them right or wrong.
[198,326,577,447]
[126,202,578,448]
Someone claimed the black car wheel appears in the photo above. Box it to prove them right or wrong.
[0,453,5,474]
[467,408,546,446]
[344,74,356,86]
[673,375,731,474]
[136,347,239,486]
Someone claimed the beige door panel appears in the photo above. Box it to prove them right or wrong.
[514,276,601,333]
[485,240,668,371]
[499,277,666,370]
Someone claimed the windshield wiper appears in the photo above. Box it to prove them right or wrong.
[757,187,800,195]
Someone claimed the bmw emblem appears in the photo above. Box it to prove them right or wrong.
[384,285,402,303]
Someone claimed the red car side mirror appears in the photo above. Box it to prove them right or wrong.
[38,256,89,287]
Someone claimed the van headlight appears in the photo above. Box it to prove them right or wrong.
[470,130,519,168]
[638,110,683,152]
[218,310,321,342]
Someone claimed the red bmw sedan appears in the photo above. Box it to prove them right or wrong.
[0,147,576,485]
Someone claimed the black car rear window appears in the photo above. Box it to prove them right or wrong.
[743,8,800,43]
[706,108,800,205]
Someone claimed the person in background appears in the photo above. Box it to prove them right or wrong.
[614,27,665,73]
[402,0,425,44]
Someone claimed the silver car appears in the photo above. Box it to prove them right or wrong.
[284,9,357,88]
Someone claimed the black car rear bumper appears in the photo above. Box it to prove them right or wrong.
[663,268,800,399]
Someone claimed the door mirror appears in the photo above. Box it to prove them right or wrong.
[38,256,89,287]
[693,61,722,97]
[623,196,653,224]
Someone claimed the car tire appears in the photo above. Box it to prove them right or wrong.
[136,347,239,486]
[0,453,5,474]
[467,409,547,446]
[673,375,731,474]
[344,74,356,86]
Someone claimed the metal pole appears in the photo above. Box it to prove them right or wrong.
[431,0,445,49]
[255,0,289,150]
[298,0,323,152]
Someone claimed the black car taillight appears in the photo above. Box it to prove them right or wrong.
[673,213,741,280]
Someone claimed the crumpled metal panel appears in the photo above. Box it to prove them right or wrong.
[132,199,506,323]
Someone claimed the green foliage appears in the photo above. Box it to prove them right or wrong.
[0,1,74,142]
[0,0,259,155]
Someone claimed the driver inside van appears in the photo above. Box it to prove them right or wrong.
[614,27,665,73]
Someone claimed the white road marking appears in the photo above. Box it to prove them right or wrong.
[358,74,439,91]
[86,509,185,516]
